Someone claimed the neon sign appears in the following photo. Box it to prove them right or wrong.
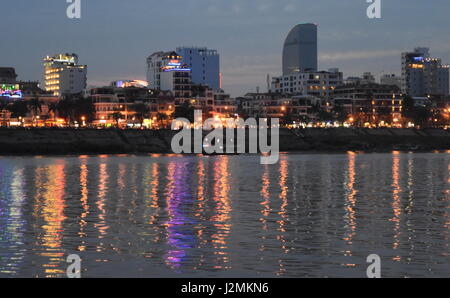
[163,68,191,72]
[0,84,22,99]
[167,59,181,67]
[162,60,191,72]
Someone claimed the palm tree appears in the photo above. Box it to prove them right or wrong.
[131,103,150,127]
[110,112,122,127]
[174,101,195,123]
[156,112,169,128]
[56,99,75,125]
[7,101,28,126]
[48,102,59,124]
[28,97,42,125]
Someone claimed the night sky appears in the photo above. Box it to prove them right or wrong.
[1,0,450,96]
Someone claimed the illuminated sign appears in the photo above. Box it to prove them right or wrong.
[162,60,191,72]
[167,59,181,67]
[163,68,191,72]
[413,56,424,62]
[0,84,22,99]
[114,80,148,88]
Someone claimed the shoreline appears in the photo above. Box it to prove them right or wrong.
[0,127,448,155]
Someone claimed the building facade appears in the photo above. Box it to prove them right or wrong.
[333,82,403,126]
[401,47,449,97]
[43,53,87,96]
[146,51,192,98]
[0,67,18,84]
[271,69,343,98]
[282,23,318,76]
[176,47,220,90]
[380,74,402,89]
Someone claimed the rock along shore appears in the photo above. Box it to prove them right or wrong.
[0,127,448,155]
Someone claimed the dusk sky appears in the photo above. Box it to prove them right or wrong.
[2,0,450,97]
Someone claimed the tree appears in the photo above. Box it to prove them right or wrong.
[317,110,333,122]
[156,112,169,128]
[281,113,294,126]
[7,101,28,124]
[55,96,95,126]
[110,112,122,127]
[333,103,348,123]
[73,97,95,124]
[131,103,150,126]
[402,96,415,120]
[28,97,42,119]
[57,99,75,124]
[174,101,195,123]
[402,96,431,127]
[48,102,59,123]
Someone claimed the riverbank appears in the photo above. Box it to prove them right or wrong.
[0,127,448,155]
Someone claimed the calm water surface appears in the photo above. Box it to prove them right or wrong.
[0,153,448,278]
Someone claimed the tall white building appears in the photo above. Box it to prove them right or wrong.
[401,47,449,97]
[176,47,220,90]
[43,53,87,96]
[271,68,343,98]
[146,51,192,98]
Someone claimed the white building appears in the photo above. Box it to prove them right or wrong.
[401,47,449,97]
[380,74,402,89]
[345,72,376,85]
[271,68,343,98]
[146,51,192,98]
[43,53,87,96]
[176,47,220,90]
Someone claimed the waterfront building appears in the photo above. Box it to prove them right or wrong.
[0,67,21,100]
[241,92,320,121]
[213,90,237,117]
[90,86,175,128]
[333,82,403,126]
[401,47,449,97]
[176,47,220,90]
[271,68,343,98]
[1,80,59,127]
[146,51,192,98]
[189,84,215,118]
[43,53,87,96]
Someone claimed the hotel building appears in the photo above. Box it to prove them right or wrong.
[271,69,343,98]
[333,82,403,125]
[401,47,449,97]
[176,47,221,90]
[43,53,87,96]
[146,51,192,98]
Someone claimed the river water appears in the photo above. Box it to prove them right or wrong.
[0,153,448,278]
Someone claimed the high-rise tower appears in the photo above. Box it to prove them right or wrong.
[282,23,318,76]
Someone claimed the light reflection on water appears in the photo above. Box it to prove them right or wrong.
[0,153,448,278]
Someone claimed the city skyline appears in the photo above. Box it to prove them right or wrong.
[1,0,450,97]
